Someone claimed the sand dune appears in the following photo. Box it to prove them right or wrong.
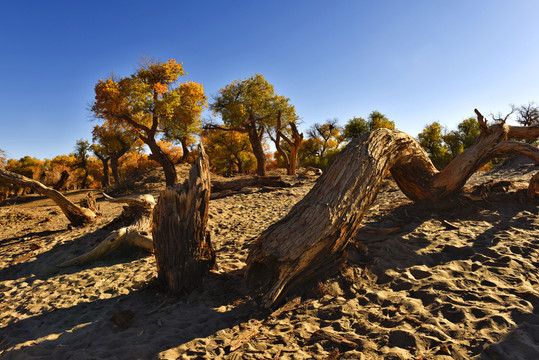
[1,161,538,359]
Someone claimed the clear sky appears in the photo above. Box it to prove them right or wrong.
[1,0,538,160]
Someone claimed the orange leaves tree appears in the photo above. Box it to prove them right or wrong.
[163,81,207,162]
[92,122,139,186]
[209,74,298,176]
[202,129,256,175]
[91,58,205,186]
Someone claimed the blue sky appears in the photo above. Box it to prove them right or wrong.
[1,0,538,160]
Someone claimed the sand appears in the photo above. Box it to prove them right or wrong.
[0,160,538,359]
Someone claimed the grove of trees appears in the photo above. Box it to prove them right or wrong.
[1,57,538,199]
[207,73,299,176]
[1,57,538,307]
[91,58,206,186]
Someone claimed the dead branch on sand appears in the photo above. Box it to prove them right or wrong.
[0,168,97,226]
[58,193,155,267]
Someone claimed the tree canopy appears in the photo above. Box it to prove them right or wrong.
[91,58,204,186]
[418,117,481,169]
[209,74,297,176]
[343,111,395,141]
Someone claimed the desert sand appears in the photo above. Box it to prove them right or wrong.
[0,159,538,359]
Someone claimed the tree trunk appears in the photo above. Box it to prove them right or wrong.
[0,168,96,226]
[278,122,304,176]
[100,158,110,187]
[245,116,539,308]
[247,124,267,177]
[147,137,177,187]
[110,155,120,184]
[180,137,190,162]
[288,123,303,176]
[152,145,215,292]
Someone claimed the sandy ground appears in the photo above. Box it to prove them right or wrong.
[0,160,538,359]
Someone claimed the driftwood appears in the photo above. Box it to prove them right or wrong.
[152,145,215,292]
[211,176,291,193]
[210,176,292,199]
[0,168,96,226]
[245,111,539,307]
[58,193,155,267]
[300,167,323,177]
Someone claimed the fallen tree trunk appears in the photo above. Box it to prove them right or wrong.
[152,145,215,292]
[246,111,539,307]
[211,176,291,193]
[58,194,155,267]
[0,168,96,226]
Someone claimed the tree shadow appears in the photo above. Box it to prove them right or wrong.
[348,190,538,358]
[0,215,148,284]
[0,269,268,359]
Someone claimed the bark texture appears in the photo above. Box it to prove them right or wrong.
[152,145,215,292]
[0,168,96,226]
[58,194,155,267]
[246,114,539,307]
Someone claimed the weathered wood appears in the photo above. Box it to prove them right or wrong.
[80,192,101,216]
[300,167,323,177]
[152,145,215,292]
[246,115,539,307]
[58,193,155,267]
[390,111,539,202]
[0,168,96,226]
[246,130,415,307]
[211,176,290,193]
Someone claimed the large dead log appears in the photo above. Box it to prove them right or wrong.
[152,145,215,292]
[246,113,539,307]
[58,194,155,267]
[0,168,96,226]
[211,176,291,193]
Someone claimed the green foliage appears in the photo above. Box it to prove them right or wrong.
[210,74,295,129]
[442,130,463,158]
[457,117,480,148]
[343,117,369,140]
[368,110,395,131]
[202,129,256,175]
[418,117,481,170]
[343,110,395,141]
[301,119,344,169]
[73,139,91,188]
[210,73,298,175]
[418,122,451,169]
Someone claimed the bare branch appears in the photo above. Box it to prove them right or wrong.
[474,109,489,134]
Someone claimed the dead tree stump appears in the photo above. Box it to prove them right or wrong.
[152,145,215,293]
[246,112,539,308]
